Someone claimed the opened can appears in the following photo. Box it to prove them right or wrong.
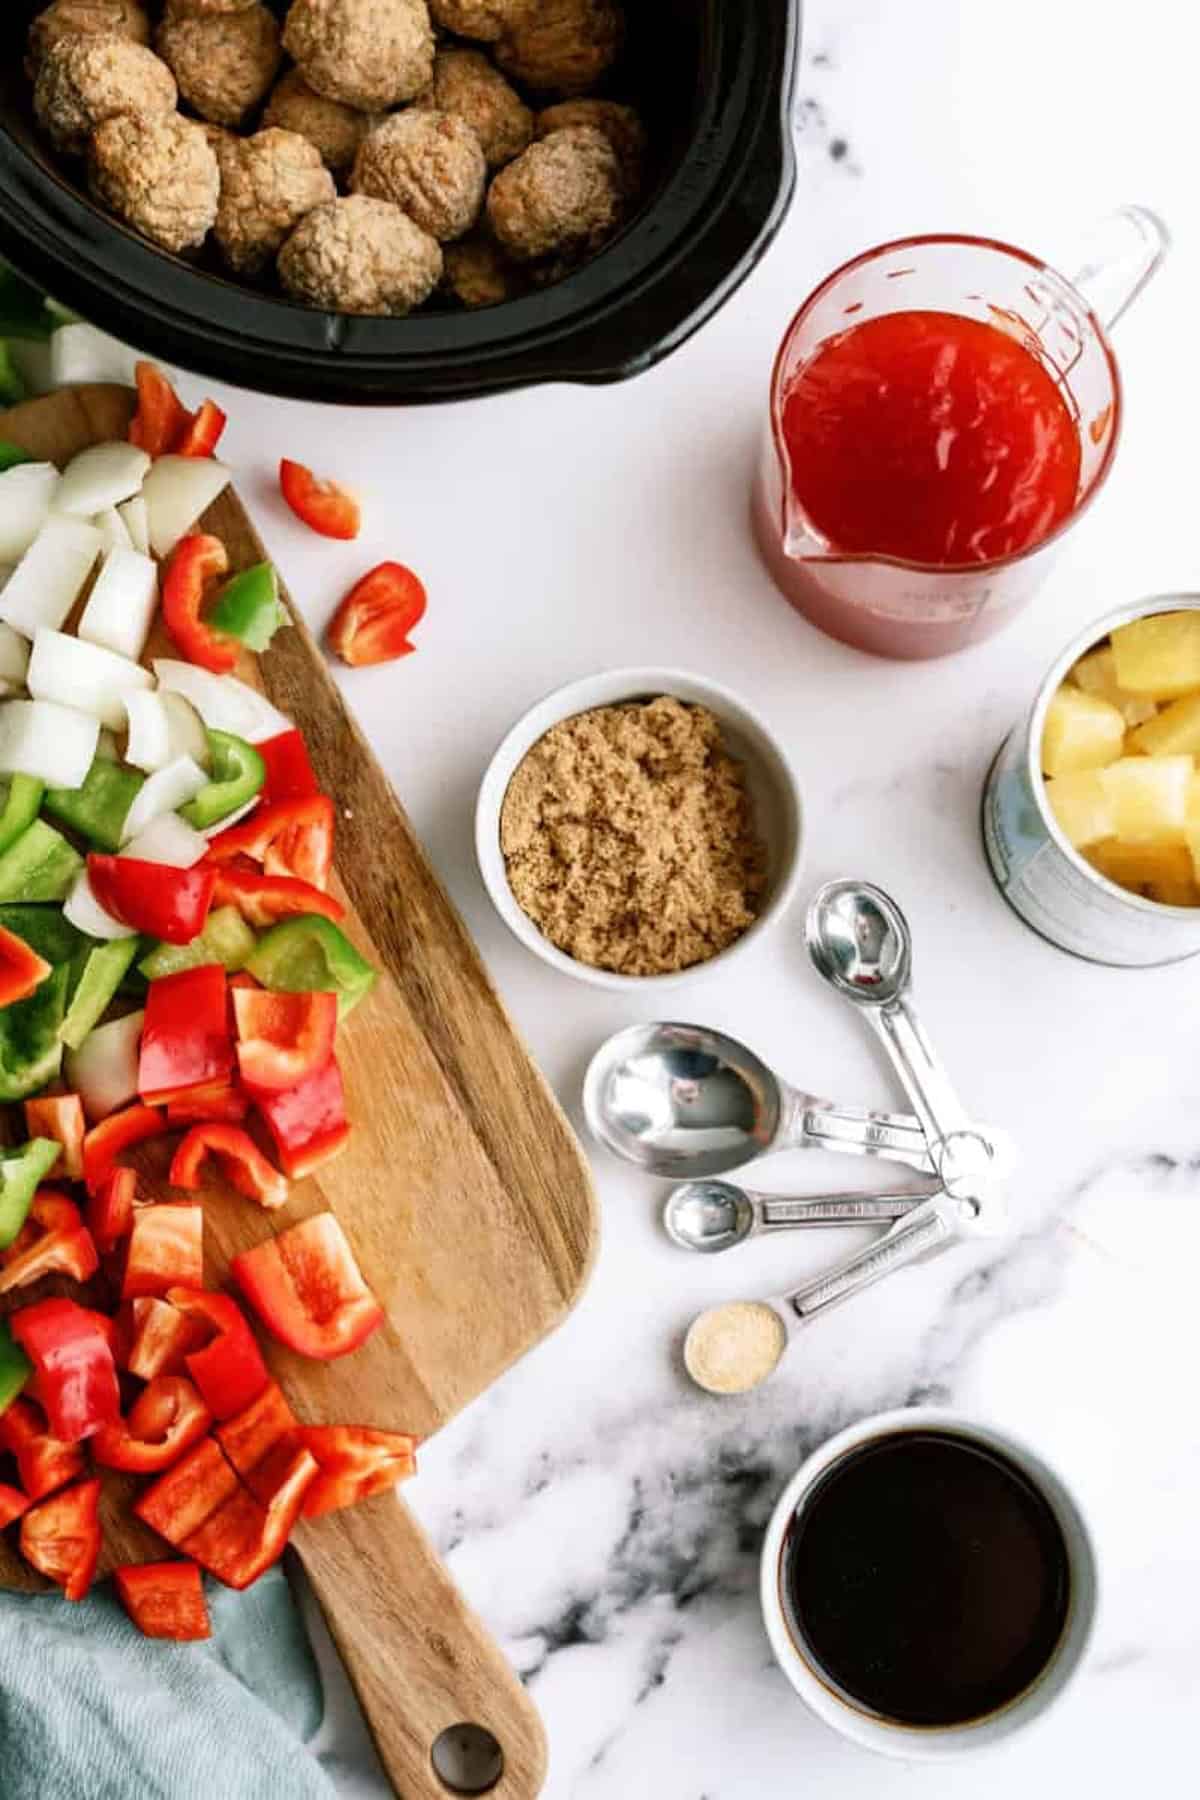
[983,595,1200,966]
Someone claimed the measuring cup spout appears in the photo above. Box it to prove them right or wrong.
[1066,204,1170,333]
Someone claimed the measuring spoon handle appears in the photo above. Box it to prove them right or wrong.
[779,1089,938,1172]
[865,996,973,1148]
[785,1196,956,1321]
[758,1194,921,1229]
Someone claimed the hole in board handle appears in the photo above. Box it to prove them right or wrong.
[431,1723,505,1795]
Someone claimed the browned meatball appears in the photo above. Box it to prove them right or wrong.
[427,0,533,44]
[168,1,258,13]
[89,110,220,252]
[262,68,373,177]
[156,3,281,128]
[26,1,150,80]
[283,0,434,113]
[413,49,531,169]
[34,35,176,157]
[278,193,442,314]
[352,110,485,242]
[536,99,644,195]
[486,125,620,263]
[442,232,520,308]
[495,0,623,96]
[214,127,336,276]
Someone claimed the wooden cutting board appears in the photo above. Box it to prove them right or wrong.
[0,385,599,1800]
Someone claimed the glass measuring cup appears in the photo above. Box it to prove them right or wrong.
[752,207,1168,660]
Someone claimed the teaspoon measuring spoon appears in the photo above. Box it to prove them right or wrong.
[663,1178,922,1254]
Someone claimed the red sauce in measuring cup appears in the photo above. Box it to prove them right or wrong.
[779,310,1082,566]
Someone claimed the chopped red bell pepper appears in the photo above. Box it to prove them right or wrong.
[233,989,337,1097]
[185,1442,317,1589]
[232,1213,383,1362]
[297,1425,417,1519]
[10,1299,120,1443]
[257,730,320,805]
[122,1203,204,1300]
[256,1057,350,1180]
[214,1380,297,1480]
[93,1375,211,1474]
[82,1102,167,1196]
[115,1560,211,1640]
[207,795,335,890]
[123,1296,208,1381]
[160,534,237,675]
[0,1398,85,1499]
[23,1094,85,1181]
[170,1123,288,1211]
[0,925,51,1006]
[0,1191,98,1294]
[87,1165,136,1253]
[245,1438,318,1518]
[175,399,226,460]
[210,862,345,928]
[88,856,216,946]
[167,1287,270,1421]
[0,1482,29,1527]
[167,1083,249,1125]
[20,1477,101,1600]
[279,460,360,541]
[138,964,233,1105]
[128,362,190,458]
[327,562,426,668]
[135,1435,240,1547]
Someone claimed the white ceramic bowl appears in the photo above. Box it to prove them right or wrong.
[475,668,803,991]
[760,1408,1099,1759]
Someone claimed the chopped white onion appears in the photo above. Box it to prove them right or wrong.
[160,691,211,769]
[27,628,153,730]
[0,623,30,688]
[0,698,99,787]
[0,515,103,639]
[117,495,150,557]
[142,456,231,558]
[119,754,207,844]
[200,794,259,838]
[0,463,61,563]
[55,442,150,517]
[49,322,140,392]
[153,659,291,744]
[63,869,138,943]
[121,811,208,868]
[78,546,158,662]
[92,506,133,554]
[65,1007,144,1122]
[123,690,171,773]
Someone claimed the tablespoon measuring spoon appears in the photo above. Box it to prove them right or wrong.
[663,1178,923,1253]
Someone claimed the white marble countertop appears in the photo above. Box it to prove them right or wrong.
[144,0,1198,1791]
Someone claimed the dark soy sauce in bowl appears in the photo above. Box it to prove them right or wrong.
[784,1430,1071,1728]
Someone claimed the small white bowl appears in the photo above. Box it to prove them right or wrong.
[475,667,803,991]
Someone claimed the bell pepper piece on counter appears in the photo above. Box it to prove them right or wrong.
[180,731,265,832]
[122,1203,204,1301]
[10,1299,120,1443]
[93,1375,211,1474]
[245,916,375,1020]
[167,1288,270,1421]
[175,399,227,461]
[160,534,237,675]
[256,1056,350,1181]
[123,1296,208,1381]
[279,460,360,541]
[207,795,335,891]
[0,965,70,1102]
[0,1320,32,1416]
[0,1483,29,1527]
[167,1083,249,1126]
[0,1138,64,1247]
[88,855,216,947]
[0,925,51,1007]
[115,1560,211,1641]
[20,1477,102,1600]
[86,1165,136,1253]
[0,1191,98,1295]
[298,1426,417,1519]
[170,1123,288,1211]
[0,1398,84,1499]
[44,755,144,854]
[23,1095,85,1181]
[0,777,46,860]
[137,964,233,1105]
[185,1443,317,1589]
[208,565,285,655]
[139,905,257,983]
[82,1102,166,1196]
[257,730,319,805]
[211,864,344,929]
[327,562,426,668]
[232,1213,383,1363]
[129,362,190,458]
[233,989,337,1097]
[134,1436,239,1547]
[60,938,142,1054]
[214,1380,297,1480]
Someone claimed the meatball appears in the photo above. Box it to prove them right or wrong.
[442,233,520,309]
[427,0,532,44]
[495,0,624,96]
[486,125,620,263]
[278,193,442,315]
[156,3,281,128]
[168,1,258,13]
[26,1,150,80]
[536,99,644,196]
[262,69,372,177]
[34,35,176,158]
[352,110,485,243]
[413,49,531,169]
[214,127,336,276]
[283,0,434,113]
[88,109,220,252]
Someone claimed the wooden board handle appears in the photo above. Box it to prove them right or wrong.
[295,1498,546,1799]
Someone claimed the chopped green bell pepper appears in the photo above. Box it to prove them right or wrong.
[139,904,256,981]
[0,441,33,474]
[0,776,45,858]
[208,562,285,653]
[0,1136,61,1248]
[0,904,89,967]
[44,754,144,853]
[180,731,265,831]
[0,963,69,1100]
[0,346,25,408]
[0,1320,31,1416]
[246,914,376,1019]
[0,820,83,903]
[60,937,141,1051]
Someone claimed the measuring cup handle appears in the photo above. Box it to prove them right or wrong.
[786,1199,955,1321]
[1067,205,1170,332]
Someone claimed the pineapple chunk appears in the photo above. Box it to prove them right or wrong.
[1069,646,1157,726]
[1087,838,1199,906]
[1110,611,1200,699]
[1044,770,1115,848]
[1100,754,1193,843]
[1127,691,1200,757]
[1041,685,1125,776]
[1184,773,1200,884]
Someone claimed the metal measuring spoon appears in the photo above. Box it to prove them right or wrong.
[663,1179,923,1253]
[583,1022,943,1180]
